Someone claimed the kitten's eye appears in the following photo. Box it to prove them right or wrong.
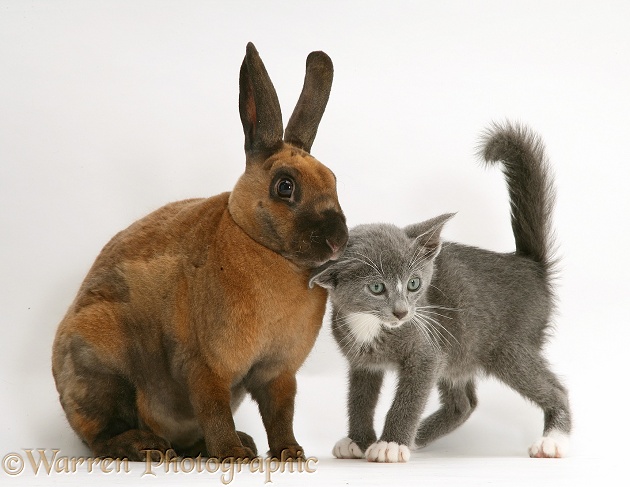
[407,277,421,291]
[368,282,385,295]
[275,178,294,199]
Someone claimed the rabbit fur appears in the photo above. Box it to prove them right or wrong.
[52,42,348,461]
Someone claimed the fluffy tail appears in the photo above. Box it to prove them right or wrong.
[479,122,556,270]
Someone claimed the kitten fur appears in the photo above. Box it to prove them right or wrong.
[311,122,571,462]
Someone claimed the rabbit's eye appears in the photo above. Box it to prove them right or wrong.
[276,178,294,199]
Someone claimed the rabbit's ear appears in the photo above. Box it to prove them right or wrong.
[284,51,333,153]
[239,42,284,156]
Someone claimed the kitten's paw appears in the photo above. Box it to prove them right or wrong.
[332,437,364,459]
[365,441,410,463]
[528,431,569,458]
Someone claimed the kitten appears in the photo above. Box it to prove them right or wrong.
[310,122,571,463]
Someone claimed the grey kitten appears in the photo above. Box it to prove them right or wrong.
[310,122,571,463]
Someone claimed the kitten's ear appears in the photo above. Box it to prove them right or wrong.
[404,213,456,258]
[309,260,341,290]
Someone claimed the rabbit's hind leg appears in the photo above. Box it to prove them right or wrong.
[53,331,170,461]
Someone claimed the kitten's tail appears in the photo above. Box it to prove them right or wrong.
[478,121,556,271]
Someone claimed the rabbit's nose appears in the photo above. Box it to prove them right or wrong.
[326,239,340,254]
[326,239,342,260]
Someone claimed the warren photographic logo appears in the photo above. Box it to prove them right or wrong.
[2,449,318,484]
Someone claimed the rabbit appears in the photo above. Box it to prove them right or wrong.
[51,42,348,462]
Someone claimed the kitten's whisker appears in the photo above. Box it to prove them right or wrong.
[378,251,385,277]
[345,329,369,363]
[416,309,454,320]
[348,251,384,277]
[429,284,449,298]
[336,328,358,348]
[407,249,431,270]
[333,306,351,322]
[334,312,380,327]
[409,317,431,344]
[419,318,450,348]
[338,333,355,353]
[415,311,460,346]
[410,317,440,353]
[421,315,458,342]
[413,312,449,344]
[347,257,381,276]
[407,248,427,270]
[336,330,355,346]
[338,333,363,361]
[351,251,379,269]
[412,224,443,252]
[417,305,461,313]
[410,319,439,354]
[415,311,449,333]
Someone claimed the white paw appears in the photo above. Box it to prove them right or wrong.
[333,437,364,459]
[365,441,410,463]
[528,430,569,458]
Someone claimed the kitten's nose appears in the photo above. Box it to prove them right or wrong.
[393,309,408,320]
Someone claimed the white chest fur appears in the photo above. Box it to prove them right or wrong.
[347,312,382,344]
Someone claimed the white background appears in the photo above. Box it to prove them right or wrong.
[1,1,628,485]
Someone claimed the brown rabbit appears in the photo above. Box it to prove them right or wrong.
[51,42,348,462]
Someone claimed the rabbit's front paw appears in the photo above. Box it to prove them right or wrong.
[365,441,410,463]
[333,437,364,459]
[268,444,304,460]
[212,445,256,461]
